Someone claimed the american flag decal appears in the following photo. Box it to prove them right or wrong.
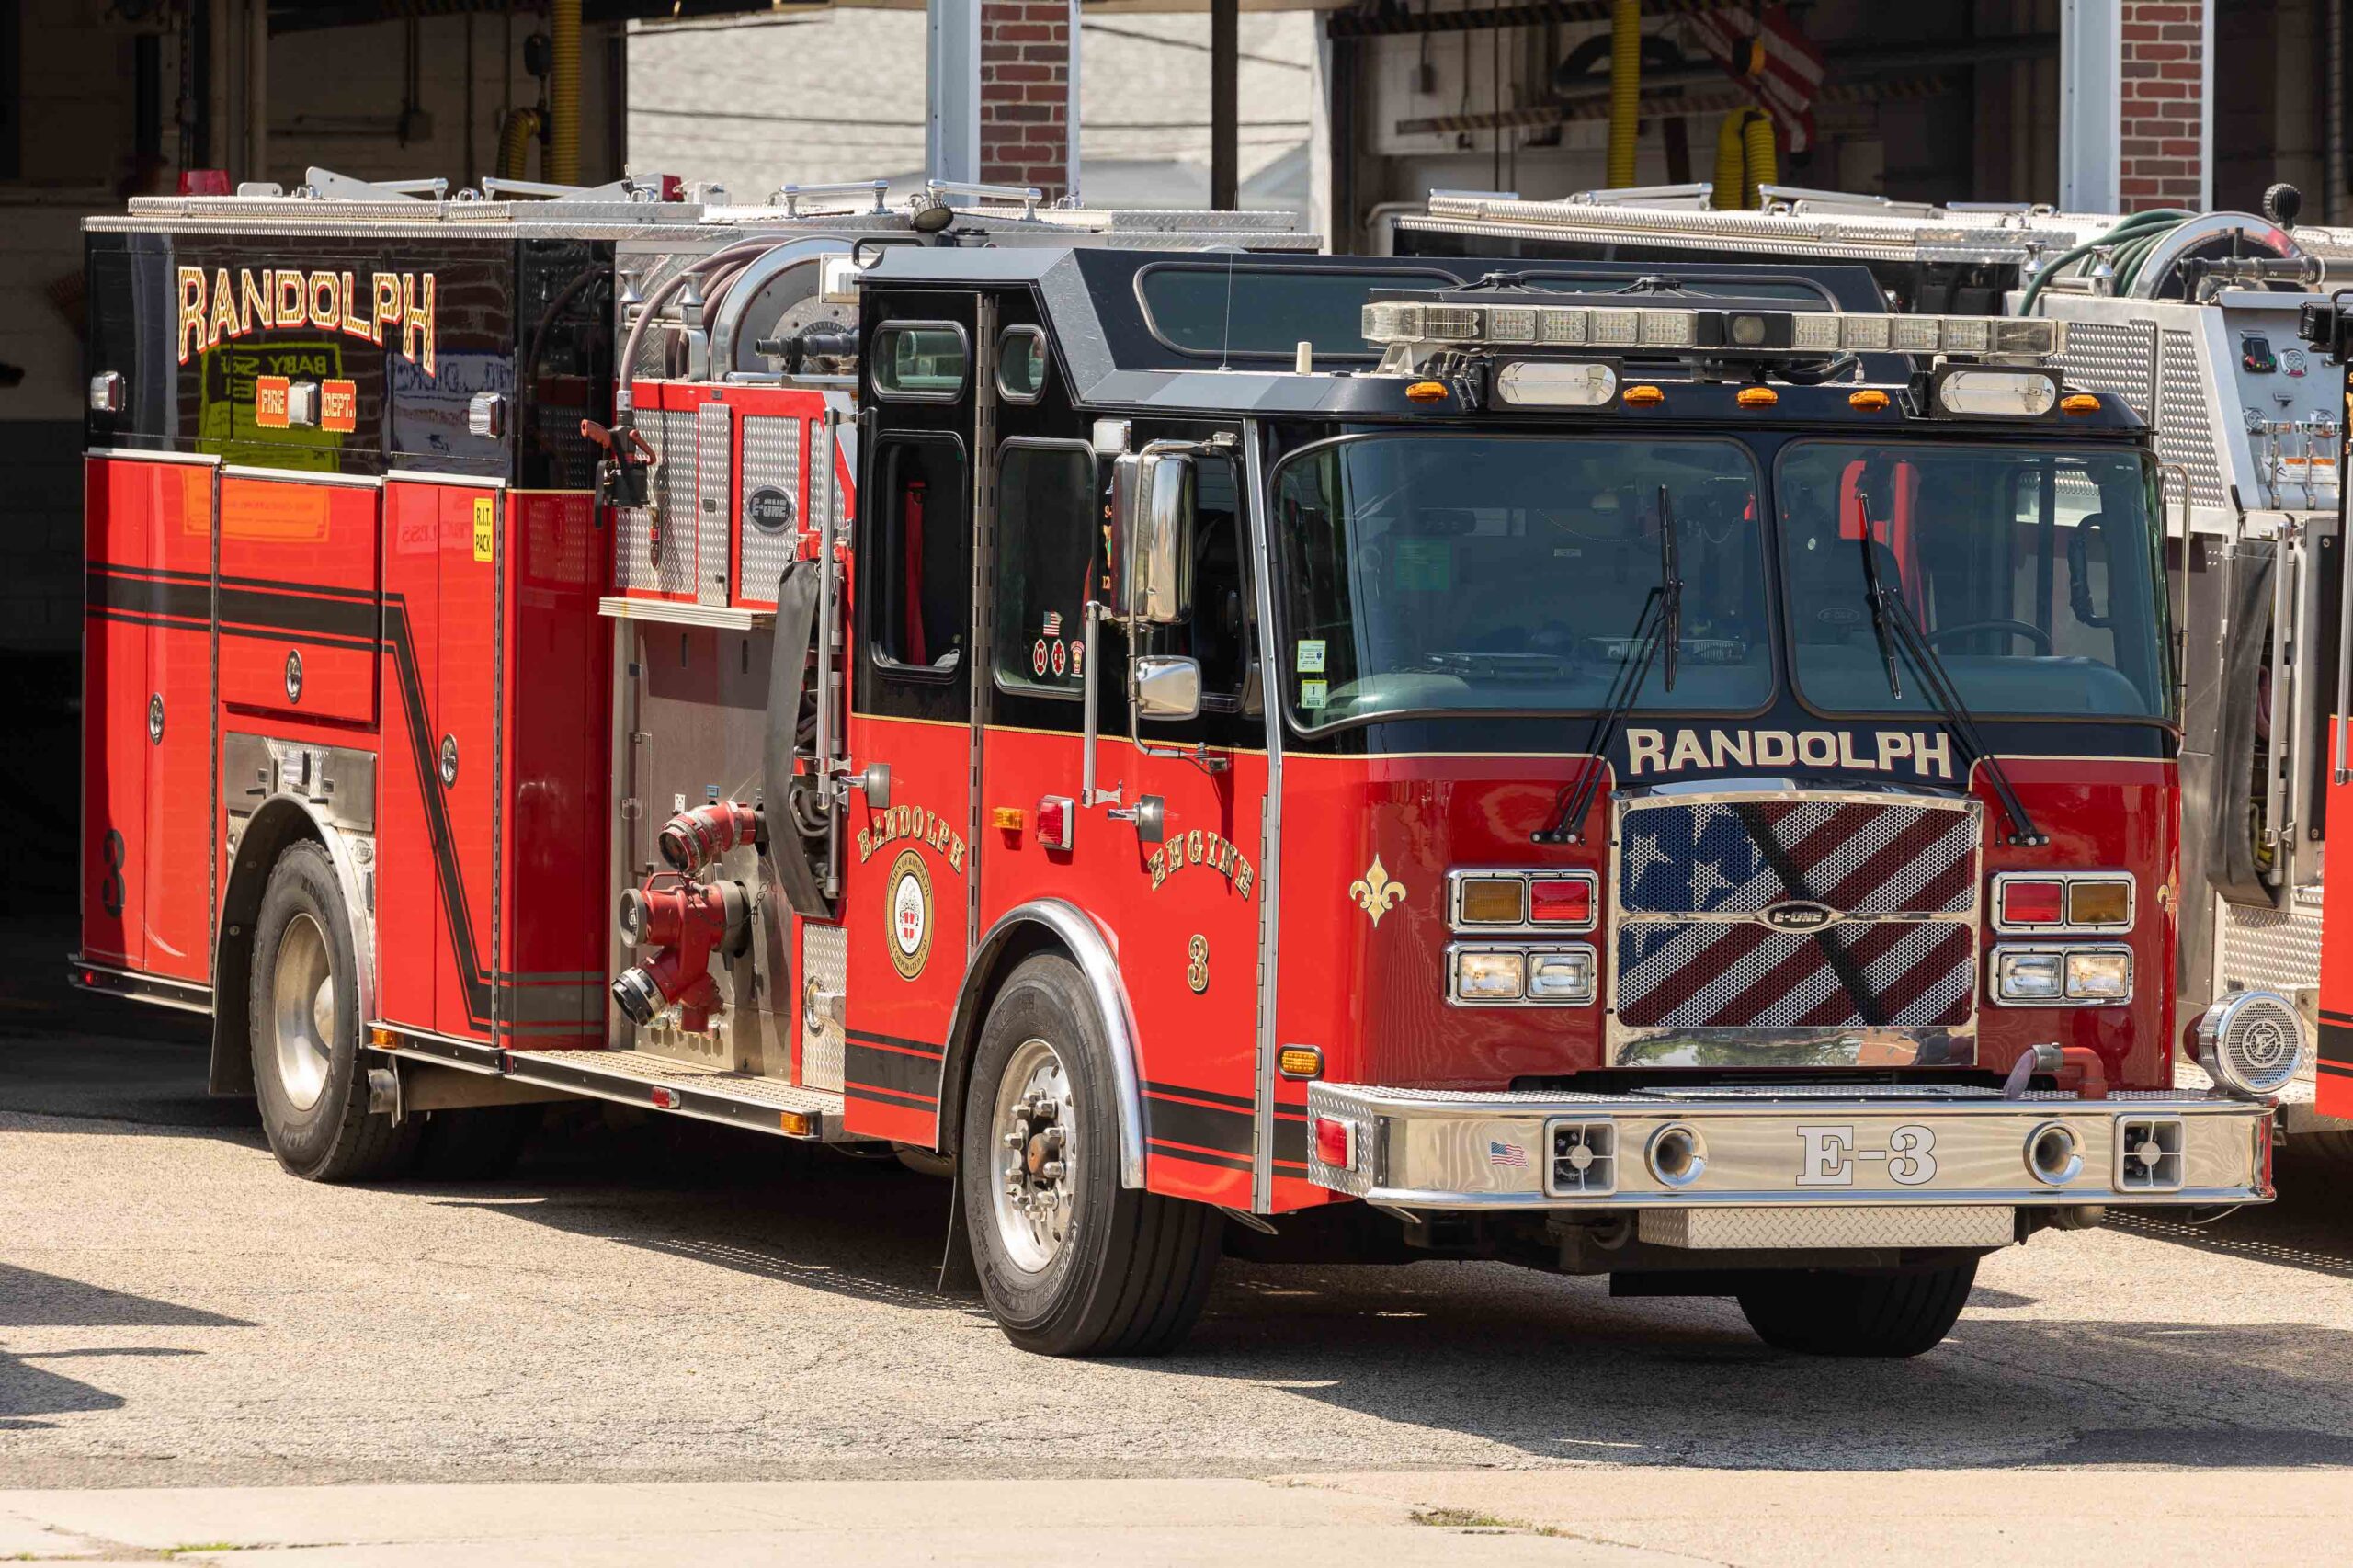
[1487,1140,1529,1169]
[1613,795,1980,1034]
[1040,609,1063,637]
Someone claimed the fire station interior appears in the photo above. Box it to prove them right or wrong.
[5,0,2347,993]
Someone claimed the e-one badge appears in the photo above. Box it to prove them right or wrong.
[888,849,933,980]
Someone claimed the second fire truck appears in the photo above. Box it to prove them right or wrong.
[77,172,2290,1360]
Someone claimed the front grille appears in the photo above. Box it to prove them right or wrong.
[1611,791,1981,1042]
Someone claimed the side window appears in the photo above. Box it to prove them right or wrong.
[997,325,1049,403]
[993,441,1097,698]
[1188,454,1253,709]
[870,322,970,403]
[872,435,970,674]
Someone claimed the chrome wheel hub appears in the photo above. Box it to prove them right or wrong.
[271,912,335,1112]
[989,1038,1074,1274]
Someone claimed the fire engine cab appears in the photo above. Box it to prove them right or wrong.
[77,170,2289,1361]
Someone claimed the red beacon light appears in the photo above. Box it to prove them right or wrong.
[178,169,231,196]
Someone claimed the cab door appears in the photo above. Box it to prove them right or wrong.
[840,297,981,1142]
[1100,432,1270,1209]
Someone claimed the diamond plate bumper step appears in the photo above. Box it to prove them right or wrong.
[374,1028,847,1140]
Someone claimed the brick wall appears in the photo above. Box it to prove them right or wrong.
[2119,0,2208,210]
[980,0,1071,199]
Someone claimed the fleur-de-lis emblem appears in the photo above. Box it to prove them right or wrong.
[1348,855,1409,927]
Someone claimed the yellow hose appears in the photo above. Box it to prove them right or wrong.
[497,107,542,181]
[549,0,580,187]
[1740,108,1778,210]
[1607,0,1640,189]
[1713,109,1748,209]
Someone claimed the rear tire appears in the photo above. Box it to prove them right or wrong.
[413,1105,540,1181]
[959,954,1222,1356]
[1736,1259,1978,1358]
[249,840,418,1182]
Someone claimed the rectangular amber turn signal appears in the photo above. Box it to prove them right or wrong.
[1278,1046,1324,1079]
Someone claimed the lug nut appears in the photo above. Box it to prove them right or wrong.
[1041,1160,1066,1180]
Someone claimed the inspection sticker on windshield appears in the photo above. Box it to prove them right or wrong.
[1300,679,1329,710]
[1296,640,1326,674]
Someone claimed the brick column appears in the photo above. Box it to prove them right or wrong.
[980,0,1072,200]
[2119,1,2209,211]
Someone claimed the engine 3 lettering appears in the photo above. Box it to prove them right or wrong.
[1623,727,1953,781]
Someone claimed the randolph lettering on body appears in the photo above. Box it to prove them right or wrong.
[1624,727,1955,781]
[176,265,437,375]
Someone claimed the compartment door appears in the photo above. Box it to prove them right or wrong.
[81,459,164,969]
[437,484,501,1039]
[378,480,500,1039]
[145,463,220,983]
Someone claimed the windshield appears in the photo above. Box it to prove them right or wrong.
[1271,435,1771,730]
[1777,441,2169,720]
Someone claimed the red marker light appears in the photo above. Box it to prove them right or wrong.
[2001,879,2065,926]
[1529,876,1594,926]
[1312,1115,1357,1171]
[1035,795,1074,852]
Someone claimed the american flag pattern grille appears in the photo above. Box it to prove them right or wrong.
[1613,795,1981,1033]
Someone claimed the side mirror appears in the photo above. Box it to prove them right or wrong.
[1134,655,1202,722]
[1108,450,1196,625]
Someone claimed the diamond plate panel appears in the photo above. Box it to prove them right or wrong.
[2216,882,2325,997]
[2052,319,2156,421]
[617,410,701,597]
[506,1048,844,1114]
[695,403,735,606]
[2157,327,2226,510]
[1637,1205,2017,1250]
[801,921,847,1091]
[739,415,803,603]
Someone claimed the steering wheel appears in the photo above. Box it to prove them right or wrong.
[1923,619,2052,653]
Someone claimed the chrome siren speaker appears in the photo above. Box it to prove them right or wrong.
[2195,990,2307,1098]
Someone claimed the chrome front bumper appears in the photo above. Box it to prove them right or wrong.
[1305,1082,2274,1212]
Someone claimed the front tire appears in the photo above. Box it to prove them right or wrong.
[1736,1259,1978,1358]
[249,840,417,1182]
[959,954,1221,1356]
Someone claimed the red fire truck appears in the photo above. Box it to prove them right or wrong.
[76,170,2293,1361]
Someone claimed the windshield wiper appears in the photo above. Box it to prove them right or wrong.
[1535,485,1681,845]
[1850,488,2046,847]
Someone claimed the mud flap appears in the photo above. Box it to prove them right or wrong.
[763,562,835,920]
[938,1164,983,1296]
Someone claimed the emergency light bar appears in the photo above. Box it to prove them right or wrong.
[1360,300,2066,363]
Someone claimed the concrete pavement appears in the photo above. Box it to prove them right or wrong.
[2,1470,2348,1564]
[10,931,2353,1559]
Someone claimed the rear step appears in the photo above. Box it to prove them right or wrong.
[374,1028,847,1139]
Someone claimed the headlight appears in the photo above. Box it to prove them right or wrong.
[1992,945,2131,1006]
[1451,949,1525,1003]
[2063,949,2132,1001]
[1448,942,1597,1006]
[1995,949,2063,1002]
[1527,948,1596,1003]
[2196,990,2308,1098]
